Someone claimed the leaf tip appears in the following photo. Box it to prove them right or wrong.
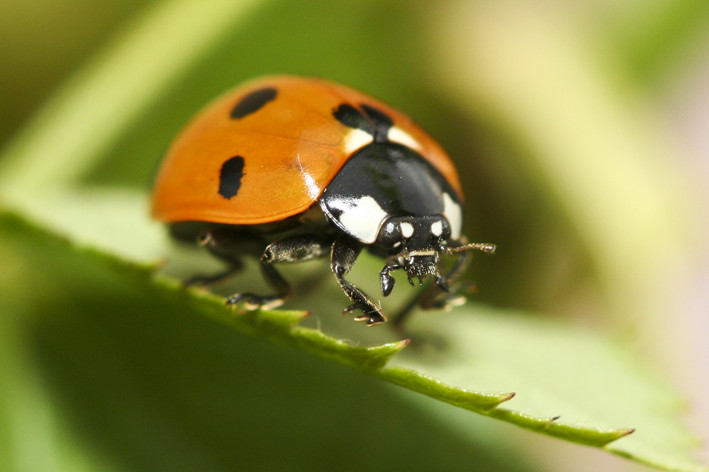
[544,415,561,426]
[352,338,410,370]
[497,391,516,404]
[481,392,516,411]
[595,427,636,447]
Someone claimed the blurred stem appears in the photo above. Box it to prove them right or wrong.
[429,2,697,334]
[0,0,267,198]
[605,0,709,87]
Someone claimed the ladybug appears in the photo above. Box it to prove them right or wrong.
[151,76,495,325]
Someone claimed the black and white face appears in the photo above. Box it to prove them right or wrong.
[376,215,450,253]
[374,214,452,282]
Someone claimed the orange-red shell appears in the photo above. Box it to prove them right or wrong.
[151,76,462,225]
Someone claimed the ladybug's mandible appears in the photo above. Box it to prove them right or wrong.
[151,76,495,325]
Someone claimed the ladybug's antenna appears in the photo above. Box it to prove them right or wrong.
[446,242,496,255]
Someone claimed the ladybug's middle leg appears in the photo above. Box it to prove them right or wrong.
[226,235,329,310]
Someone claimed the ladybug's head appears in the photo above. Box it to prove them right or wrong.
[376,215,451,254]
[376,215,453,293]
[376,214,495,297]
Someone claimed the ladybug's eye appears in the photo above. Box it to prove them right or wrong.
[377,219,402,248]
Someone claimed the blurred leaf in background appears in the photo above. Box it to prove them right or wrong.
[0,0,149,144]
[1,0,709,471]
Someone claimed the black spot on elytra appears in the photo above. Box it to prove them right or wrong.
[361,104,393,143]
[333,103,393,143]
[219,156,245,199]
[230,87,277,119]
[333,104,371,134]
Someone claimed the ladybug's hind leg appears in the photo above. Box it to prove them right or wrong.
[182,228,258,287]
[183,266,242,287]
[226,235,329,311]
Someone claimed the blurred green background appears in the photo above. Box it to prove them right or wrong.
[1,0,708,471]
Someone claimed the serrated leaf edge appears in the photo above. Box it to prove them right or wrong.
[151,269,637,450]
[2,211,667,467]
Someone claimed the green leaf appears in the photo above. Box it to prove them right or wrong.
[0,201,705,471]
[0,211,542,472]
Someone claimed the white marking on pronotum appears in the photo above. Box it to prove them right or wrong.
[342,128,373,154]
[388,126,421,150]
[329,196,388,244]
[400,222,414,238]
[431,220,443,237]
[443,193,462,240]
[295,153,320,200]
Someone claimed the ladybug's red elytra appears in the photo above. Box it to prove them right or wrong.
[151,76,495,325]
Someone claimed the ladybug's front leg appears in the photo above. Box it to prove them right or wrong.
[331,238,387,325]
[392,239,473,327]
[226,235,329,310]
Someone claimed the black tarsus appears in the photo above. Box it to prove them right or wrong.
[331,237,387,325]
